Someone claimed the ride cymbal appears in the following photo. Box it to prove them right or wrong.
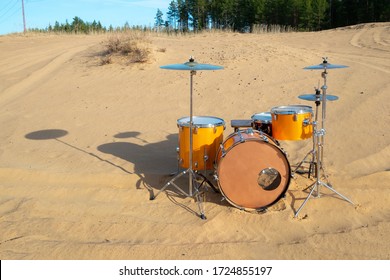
[298,94,339,101]
[160,58,223,71]
[304,60,348,70]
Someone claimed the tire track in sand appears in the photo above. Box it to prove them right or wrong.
[0,44,94,106]
[346,24,390,74]
[350,23,390,52]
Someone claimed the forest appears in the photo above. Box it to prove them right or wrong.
[31,0,389,34]
[160,0,390,31]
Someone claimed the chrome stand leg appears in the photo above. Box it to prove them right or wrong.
[294,128,354,218]
[294,181,317,217]
[292,149,315,177]
[150,168,207,219]
[294,66,354,217]
[150,69,207,219]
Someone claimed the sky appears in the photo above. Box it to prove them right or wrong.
[0,0,172,35]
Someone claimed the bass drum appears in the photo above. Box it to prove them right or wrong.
[215,129,291,210]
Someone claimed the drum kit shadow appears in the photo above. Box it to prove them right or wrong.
[150,57,354,219]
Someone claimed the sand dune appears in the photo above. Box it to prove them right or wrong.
[0,23,389,260]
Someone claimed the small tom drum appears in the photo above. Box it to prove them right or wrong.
[178,116,225,170]
[270,105,313,141]
[215,129,291,210]
[251,112,272,136]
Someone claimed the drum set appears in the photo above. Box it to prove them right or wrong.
[150,57,354,219]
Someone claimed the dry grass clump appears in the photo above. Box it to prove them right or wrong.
[101,31,152,65]
[252,24,296,33]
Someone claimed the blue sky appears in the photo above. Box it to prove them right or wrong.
[0,0,172,35]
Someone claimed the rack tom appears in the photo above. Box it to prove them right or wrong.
[270,105,313,141]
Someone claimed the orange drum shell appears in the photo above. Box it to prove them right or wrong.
[216,130,291,210]
[271,106,313,141]
[178,118,224,170]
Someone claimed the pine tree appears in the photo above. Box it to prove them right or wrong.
[177,0,190,31]
[167,0,179,29]
[155,9,164,30]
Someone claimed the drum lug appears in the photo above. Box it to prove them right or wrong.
[213,127,217,133]
[237,130,245,143]
[245,128,254,135]
[193,126,198,134]
[220,144,226,157]
[303,118,311,127]
[281,148,288,157]
[293,113,298,121]
[176,147,180,161]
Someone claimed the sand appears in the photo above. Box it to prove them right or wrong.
[0,23,389,260]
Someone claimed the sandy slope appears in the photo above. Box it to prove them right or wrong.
[0,23,389,259]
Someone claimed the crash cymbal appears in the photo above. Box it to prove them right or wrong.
[298,94,339,101]
[304,61,348,70]
[160,58,223,71]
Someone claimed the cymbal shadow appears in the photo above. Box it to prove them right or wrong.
[25,129,134,175]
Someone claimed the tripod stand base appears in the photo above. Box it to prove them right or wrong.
[292,149,316,178]
[150,168,212,220]
[294,180,354,218]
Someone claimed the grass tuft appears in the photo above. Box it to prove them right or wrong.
[101,31,152,65]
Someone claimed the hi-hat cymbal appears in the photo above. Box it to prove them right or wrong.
[160,58,223,71]
[299,94,339,101]
[304,62,348,70]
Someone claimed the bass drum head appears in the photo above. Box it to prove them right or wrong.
[217,139,290,210]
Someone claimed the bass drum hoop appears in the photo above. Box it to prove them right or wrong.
[216,131,291,210]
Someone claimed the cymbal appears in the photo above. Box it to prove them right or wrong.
[160,58,223,71]
[304,62,348,70]
[299,94,339,101]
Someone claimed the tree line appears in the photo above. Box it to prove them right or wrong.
[29,1,389,34]
[157,0,390,32]
[29,16,149,34]
[27,16,106,34]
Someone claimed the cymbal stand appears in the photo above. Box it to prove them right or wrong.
[294,59,354,218]
[292,88,321,178]
[150,69,207,220]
